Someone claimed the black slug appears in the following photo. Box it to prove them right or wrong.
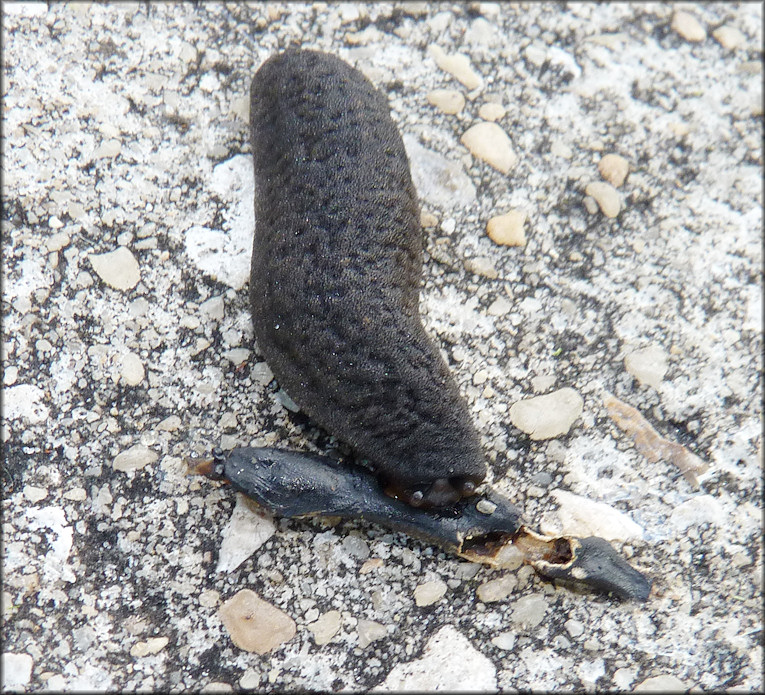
[249,49,485,507]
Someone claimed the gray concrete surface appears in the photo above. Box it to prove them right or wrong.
[2,2,762,692]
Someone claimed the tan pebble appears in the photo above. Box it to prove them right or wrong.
[308,610,342,645]
[671,11,706,42]
[461,122,517,173]
[584,181,621,218]
[420,211,438,229]
[414,579,448,607]
[464,256,498,279]
[597,153,629,188]
[427,89,465,115]
[478,102,506,121]
[668,121,690,137]
[113,444,158,472]
[219,589,296,654]
[360,558,384,574]
[712,25,746,50]
[428,45,484,90]
[486,210,527,246]
[130,636,169,657]
[357,619,387,648]
[477,575,517,603]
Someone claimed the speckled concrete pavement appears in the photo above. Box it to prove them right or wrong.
[2,3,762,692]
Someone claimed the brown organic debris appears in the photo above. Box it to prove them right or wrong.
[604,393,709,488]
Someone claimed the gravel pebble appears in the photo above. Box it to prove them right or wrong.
[427,44,484,90]
[510,594,548,628]
[426,89,465,115]
[373,625,497,691]
[1,653,33,690]
[624,345,669,388]
[307,610,342,646]
[112,444,158,472]
[403,135,477,211]
[357,619,387,649]
[671,11,706,43]
[478,102,506,121]
[216,495,276,573]
[89,247,141,291]
[486,209,527,246]
[461,122,517,173]
[584,181,621,218]
[130,637,169,657]
[597,154,629,188]
[120,352,145,386]
[634,674,688,692]
[509,387,584,440]
[490,632,516,651]
[463,256,499,279]
[565,619,584,638]
[712,25,746,50]
[414,579,447,606]
[22,485,48,503]
[218,589,296,654]
[476,575,517,603]
[541,489,645,541]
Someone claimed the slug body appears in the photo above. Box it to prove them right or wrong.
[249,49,485,506]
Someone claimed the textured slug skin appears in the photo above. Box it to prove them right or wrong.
[249,49,486,504]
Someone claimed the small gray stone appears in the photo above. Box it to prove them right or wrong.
[510,594,548,628]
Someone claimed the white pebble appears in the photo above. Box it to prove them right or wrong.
[89,247,141,291]
[542,489,645,541]
[509,387,583,440]
[511,594,548,628]
[23,486,48,503]
[120,352,145,386]
[461,122,517,174]
[624,345,668,388]
[634,674,688,692]
[1,653,33,690]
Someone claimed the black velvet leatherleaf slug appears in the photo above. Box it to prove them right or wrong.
[248,48,484,508]
[190,49,651,602]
